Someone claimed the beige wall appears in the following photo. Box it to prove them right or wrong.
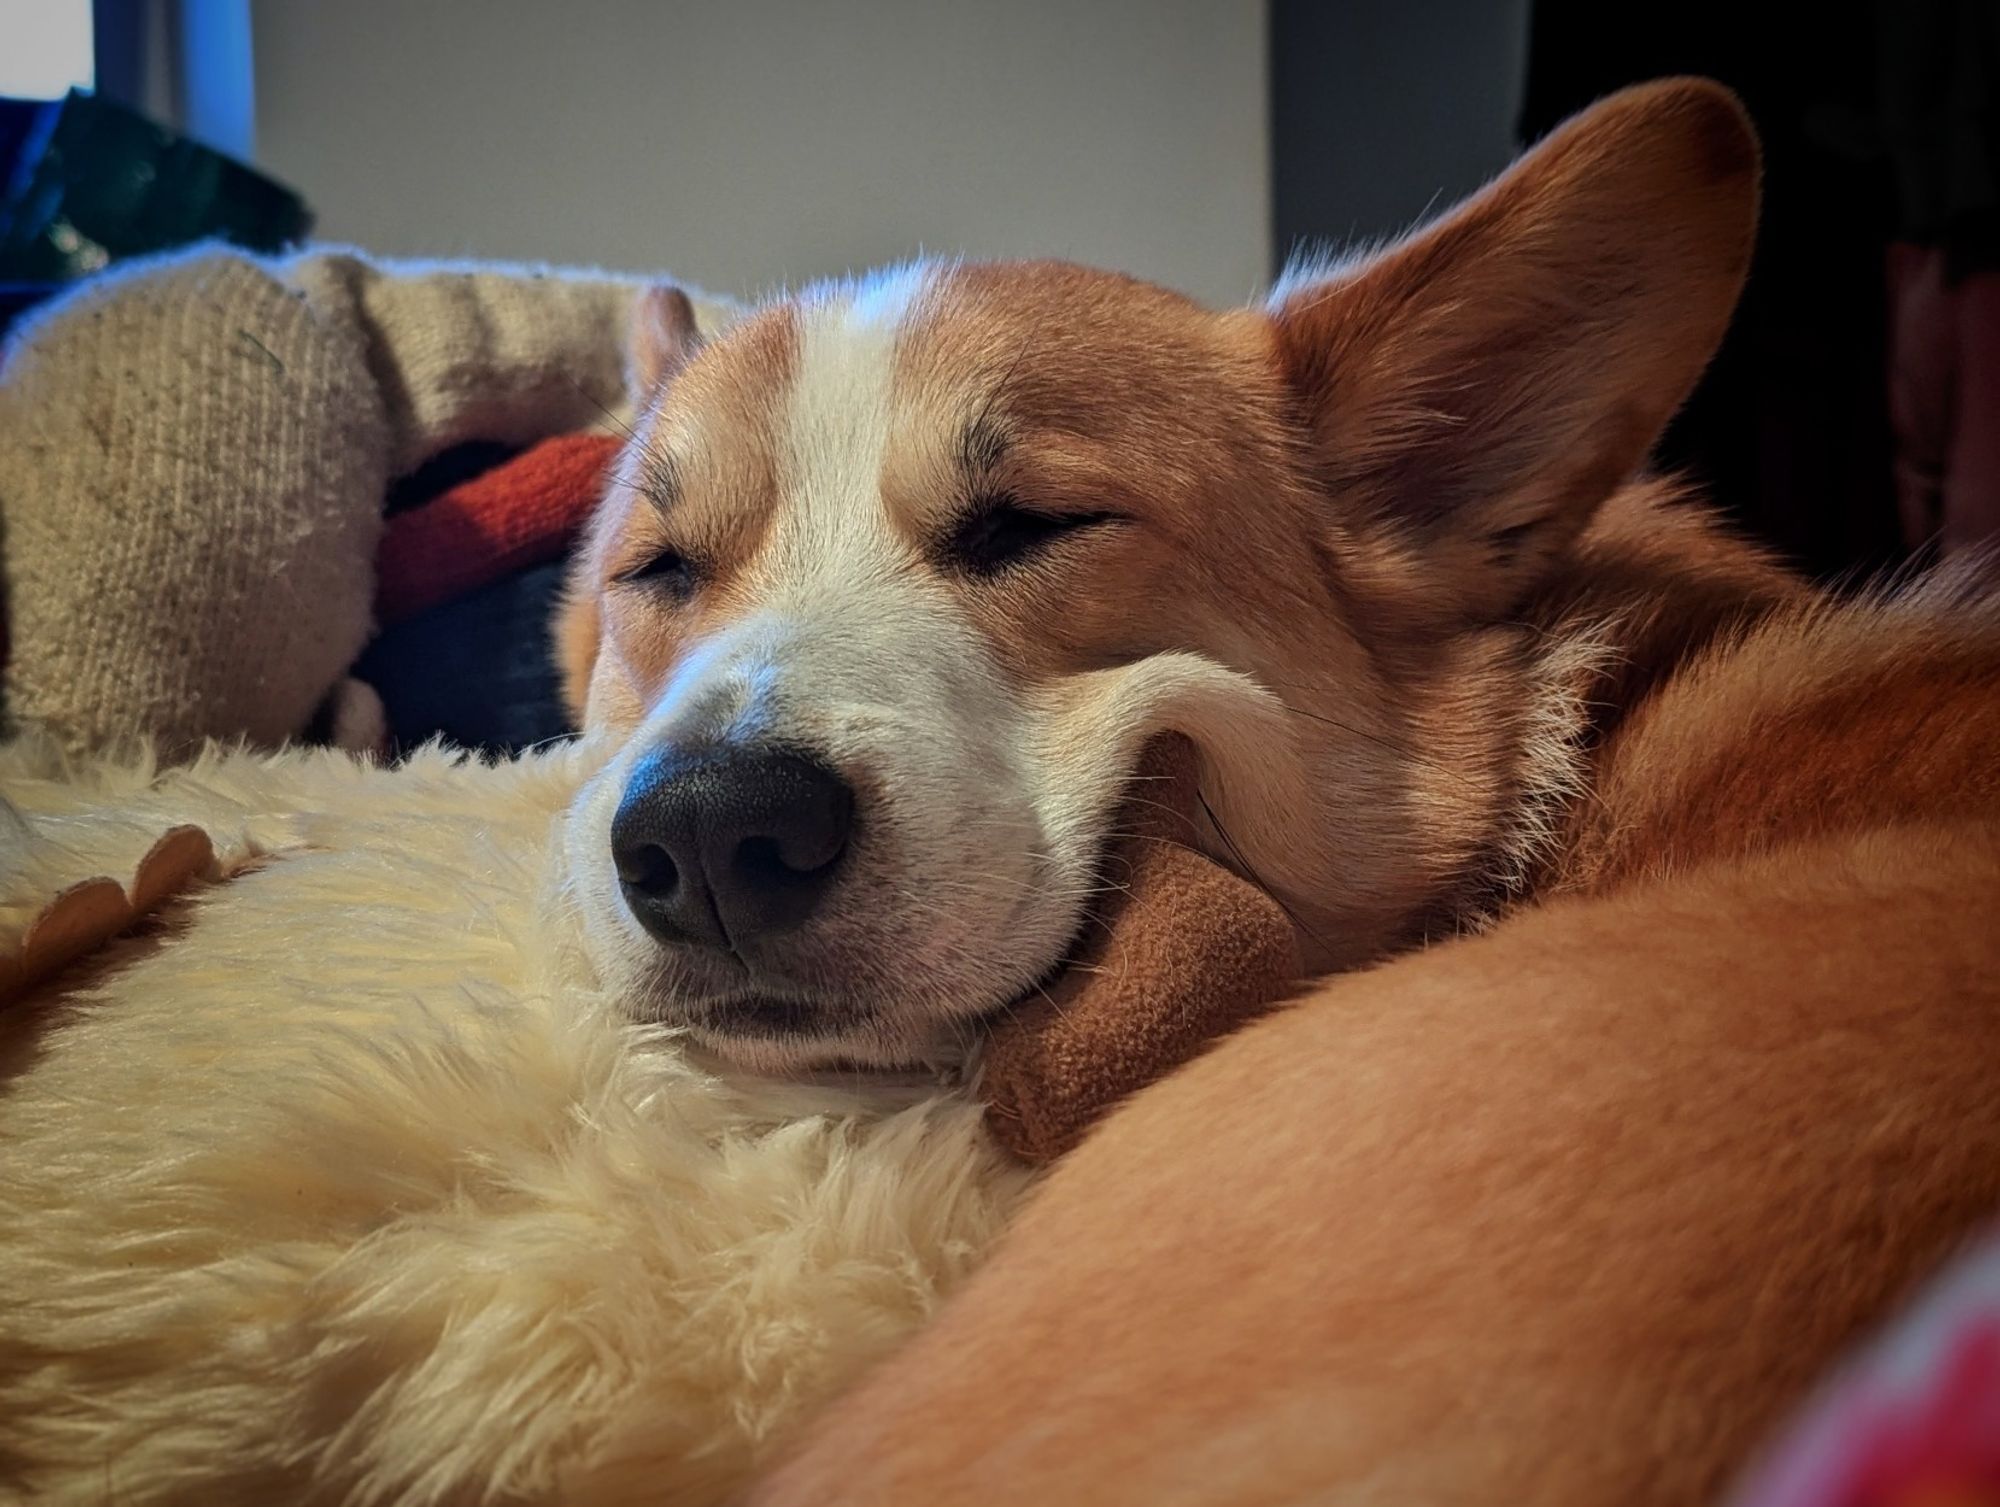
[248,0,1270,306]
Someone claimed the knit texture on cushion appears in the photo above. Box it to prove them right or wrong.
[0,244,735,756]
[0,250,387,754]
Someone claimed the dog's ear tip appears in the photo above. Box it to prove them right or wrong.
[640,282,698,330]
[630,282,704,396]
[1679,84,1759,188]
[1608,77,1759,183]
[1557,77,1762,224]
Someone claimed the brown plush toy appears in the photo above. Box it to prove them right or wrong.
[979,737,1303,1164]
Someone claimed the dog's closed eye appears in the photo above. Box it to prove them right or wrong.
[617,547,700,600]
[946,495,1123,578]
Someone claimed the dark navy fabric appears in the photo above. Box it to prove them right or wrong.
[355,557,576,757]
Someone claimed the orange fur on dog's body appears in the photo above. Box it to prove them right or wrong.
[743,579,2000,1507]
[554,78,2000,1504]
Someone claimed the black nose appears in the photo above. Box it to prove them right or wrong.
[611,746,855,952]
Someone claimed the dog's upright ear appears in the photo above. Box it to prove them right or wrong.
[555,282,708,725]
[1272,78,1760,624]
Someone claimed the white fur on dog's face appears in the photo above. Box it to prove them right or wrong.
[598,271,1068,1069]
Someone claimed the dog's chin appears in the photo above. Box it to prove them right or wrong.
[684,1018,953,1079]
[672,959,1074,1078]
[618,901,1093,1080]
[636,923,1088,1080]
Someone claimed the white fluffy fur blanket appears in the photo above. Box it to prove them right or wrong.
[0,737,1026,1504]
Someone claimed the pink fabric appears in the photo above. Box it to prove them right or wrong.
[1730,1223,2000,1507]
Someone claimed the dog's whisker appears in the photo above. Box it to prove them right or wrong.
[564,371,643,444]
[1196,787,1336,961]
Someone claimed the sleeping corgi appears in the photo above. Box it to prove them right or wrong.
[551,78,2000,1505]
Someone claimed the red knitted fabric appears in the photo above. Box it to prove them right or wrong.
[375,432,619,626]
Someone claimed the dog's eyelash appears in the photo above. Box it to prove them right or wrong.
[617,547,700,599]
[946,495,1122,578]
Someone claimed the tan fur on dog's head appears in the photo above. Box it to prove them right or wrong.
[557,79,1763,1071]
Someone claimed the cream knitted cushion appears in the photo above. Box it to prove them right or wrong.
[0,245,734,756]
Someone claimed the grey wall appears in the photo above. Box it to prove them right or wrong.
[1270,0,1530,271]
[247,0,1270,307]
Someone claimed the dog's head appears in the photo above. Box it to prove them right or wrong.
[557,79,1759,1071]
